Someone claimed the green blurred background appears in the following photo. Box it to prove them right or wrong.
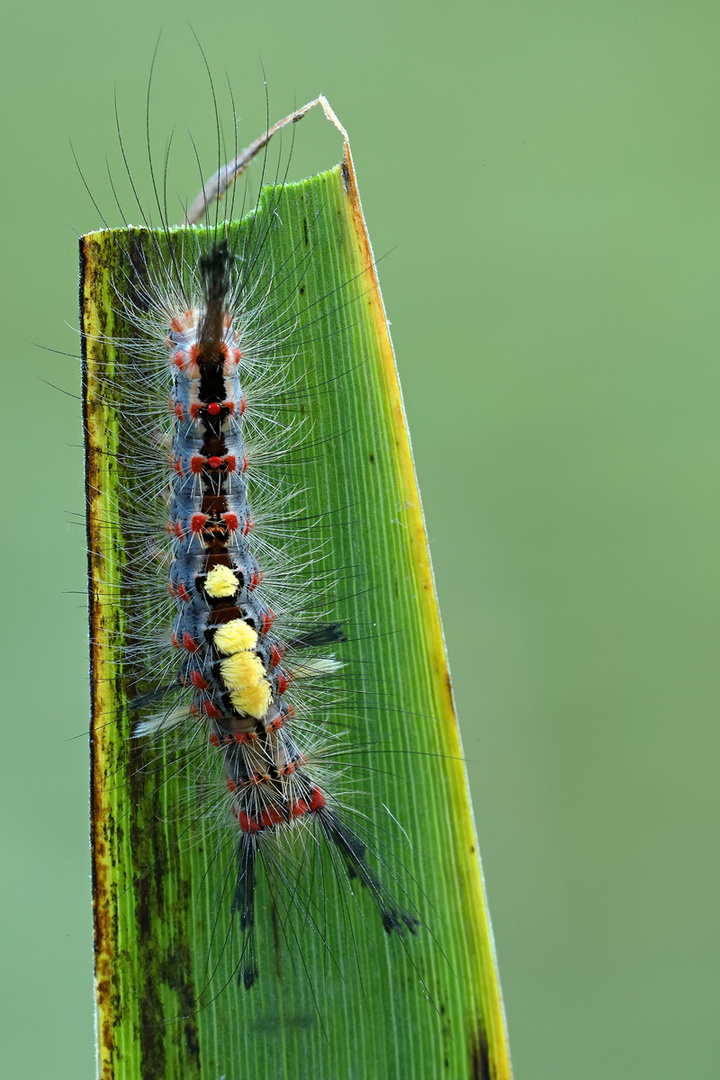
[3,1,719,1076]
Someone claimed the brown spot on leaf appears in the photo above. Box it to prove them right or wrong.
[470,1023,491,1080]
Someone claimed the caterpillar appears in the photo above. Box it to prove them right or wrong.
[124,228,418,990]
[82,86,423,1007]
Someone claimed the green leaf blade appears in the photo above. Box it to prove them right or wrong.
[82,160,512,1079]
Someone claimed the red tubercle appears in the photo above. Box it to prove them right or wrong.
[176,581,191,603]
[173,521,185,539]
[286,786,326,817]
[190,702,200,717]
[207,402,221,416]
[173,351,184,369]
[285,704,296,719]
[207,456,222,470]
[238,812,262,833]
[276,672,290,696]
[259,806,284,828]
[203,699,222,720]
[190,513,209,534]
[264,715,284,734]
[174,458,184,477]
[237,395,245,415]
[225,455,237,473]
[168,581,175,597]
[189,402,202,421]
[221,512,239,532]
[309,786,326,812]
[241,455,249,474]
[182,632,201,654]
[174,402,184,420]
[233,731,258,744]
[242,516,254,536]
[270,644,283,668]
[226,778,237,792]
[260,609,275,635]
[172,631,180,649]
[209,732,220,747]
[189,344,199,364]
[290,798,308,818]
[190,670,210,690]
[249,572,259,591]
[190,455,204,475]
[233,348,242,364]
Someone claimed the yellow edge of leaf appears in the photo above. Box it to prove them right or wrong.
[336,145,513,1077]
